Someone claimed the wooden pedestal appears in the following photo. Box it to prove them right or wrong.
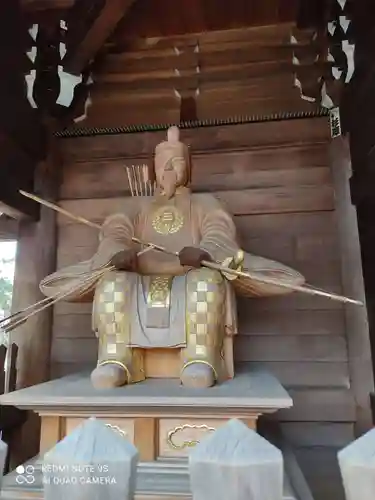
[0,367,293,499]
[0,367,291,461]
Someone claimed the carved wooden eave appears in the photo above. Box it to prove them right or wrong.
[0,0,140,219]
[20,0,142,123]
[0,1,47,220]
[62,0,138,76]
[9,0,374,209]
[290,0,355,113]
[18,0,340,132]
[294,0,375,207]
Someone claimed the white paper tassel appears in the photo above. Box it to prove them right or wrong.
[294,75,316,102]
[321,82,334,108]
[327,49,335,62]
[28,24,38,41]
[25,70,37,108]
[59,42,67,59]
[342,40,355,83]
[328,21,337,36]
[26,46,37,63]
[74,94,92,123]
[332,66,343,80]
[56,66,82,106]
[339,16,351,33]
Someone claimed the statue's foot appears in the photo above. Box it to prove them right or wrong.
[91,363,128,389]
[180,362,215,389]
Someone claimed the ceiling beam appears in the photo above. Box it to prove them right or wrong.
[0,191,39,221]
[0,133,40,220]
[63,0,137,76]
[21,0,74,11]
[0,214,19,240]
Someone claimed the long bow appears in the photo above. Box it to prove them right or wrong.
[16,190,363,307]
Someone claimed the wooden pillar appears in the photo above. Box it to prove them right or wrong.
[330,136,375,433]
[9,136,60,464]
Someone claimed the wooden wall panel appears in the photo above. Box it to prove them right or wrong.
[295,448,346,500]
[61,144,331,199]
[61,117,330,162]
[115,3,298,40]
[57,185,333,221]
[281,422,354,447]
[51,119,358,459]
[53,309,345,339]
[235,336,347,362]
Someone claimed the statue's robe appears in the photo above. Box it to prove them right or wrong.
[40,187,304,381]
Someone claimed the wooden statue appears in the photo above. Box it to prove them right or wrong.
[39,127,305,390]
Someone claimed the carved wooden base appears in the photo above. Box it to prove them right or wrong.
[0,367,292,462]
[0,367,293,498]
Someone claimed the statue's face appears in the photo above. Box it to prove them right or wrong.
[154,147,188,197]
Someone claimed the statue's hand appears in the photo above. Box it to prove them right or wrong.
[110,249,138,271]
[178,247,211,268]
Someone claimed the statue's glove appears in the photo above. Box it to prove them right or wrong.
[110,249,138,271]
[178,247,212,268]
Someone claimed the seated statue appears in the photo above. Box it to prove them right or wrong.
[40,126,305,390]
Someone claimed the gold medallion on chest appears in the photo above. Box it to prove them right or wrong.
[151,206,184,235]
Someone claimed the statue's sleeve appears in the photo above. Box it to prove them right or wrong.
[196,195,240,263]
[195,194,305,296]
[90,212,136,269]
[39,212,137,301]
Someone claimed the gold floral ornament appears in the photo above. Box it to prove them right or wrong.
[152,206,184,235]
[105,423,128,438]
[167,423,216,450]
[147,276,172,308]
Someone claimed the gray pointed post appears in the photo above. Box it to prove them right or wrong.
[43,417,138,500]
[189,419,283,500]
[338,427,375,500]
[0,438,8,491]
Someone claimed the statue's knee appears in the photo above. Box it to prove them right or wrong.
[186,269,225,310]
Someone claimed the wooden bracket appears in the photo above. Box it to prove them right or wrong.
[63,0,138,75]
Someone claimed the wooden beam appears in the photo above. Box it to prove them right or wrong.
[0,0,47,161]
[0,104,47,163]
[100,45,317,75]
[179,94,197,122]
[350,168,375,207]
[297,0,330,30]
[63,0,137,75]
[21,0,74,10]
[9,136,61,466]
[112,23,304,52]
[95,60,330,85]
[0,200,38,221]
[0,215,19,241]
[0,133,41,220]
[330,136,375,433]
[0,175,40,221]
